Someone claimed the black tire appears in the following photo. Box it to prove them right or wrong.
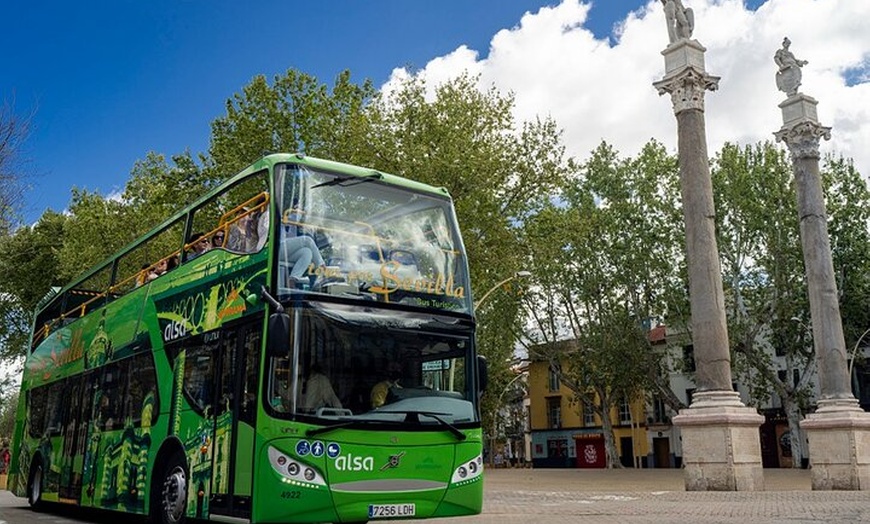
[27,460,44,510]
[150,451,188,524]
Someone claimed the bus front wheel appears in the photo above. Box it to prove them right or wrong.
[152,451,188,524]
[27,461,44,510]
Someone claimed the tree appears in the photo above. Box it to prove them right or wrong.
[209,69,377,176]
[712,142,812,467]
[0,99,32,234]
[519,140,685,467]
[362,74,571,429]
[207,70,571,434]
[711,142,870,467]
[823,156,870,360]
[0,211,66,360]
[0,390,18,443]
[58,151,207,281]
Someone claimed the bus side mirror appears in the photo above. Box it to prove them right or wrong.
[477,355,488,393]
[267,312,291,358]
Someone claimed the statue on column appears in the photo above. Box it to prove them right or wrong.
[774,37,808,97]
[662,0,694,44]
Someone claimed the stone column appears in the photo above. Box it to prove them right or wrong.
[654,38,764,491]
[774,92,870,491]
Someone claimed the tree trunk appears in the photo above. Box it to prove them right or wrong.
[782,395,805,468]
[598,391,622,468]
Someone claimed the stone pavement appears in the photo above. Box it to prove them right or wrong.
[410,468,870,524]
[3,469,870,523]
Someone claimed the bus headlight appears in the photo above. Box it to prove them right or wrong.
[450,454,483,485]
[268,446,326,488]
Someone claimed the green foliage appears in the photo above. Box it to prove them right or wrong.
[519,140,685,466]
[823,156,870,349]
[711,143,870,465]
[209,70,377,175]
[0,211,66,359]
[361,74,570,421]
[0,389,18,442]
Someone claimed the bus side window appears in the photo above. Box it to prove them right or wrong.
[100,363,124,431]
[45,381,65,436]
[28,387,48,437]
[125,353,158,427]
[183,344,215,414]
[240,331,261,424]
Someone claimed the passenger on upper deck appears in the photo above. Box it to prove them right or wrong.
[281,199,324,286]
[227,208,260,253]
[147,256,177,281]
[186,232,212,260]
[211,230,225,249]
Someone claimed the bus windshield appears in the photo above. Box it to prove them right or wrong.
[267,302,477,425]
[277,163,471,313]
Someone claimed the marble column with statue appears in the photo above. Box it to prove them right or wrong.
[772,37,870,491]
[653,0,764,491]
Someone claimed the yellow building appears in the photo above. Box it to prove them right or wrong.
[526,357,651,468]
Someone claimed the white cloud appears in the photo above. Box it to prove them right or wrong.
[384,0,870,175]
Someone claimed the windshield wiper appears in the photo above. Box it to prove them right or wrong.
[311,172,383,189]
[306,421,357,438]
[305,417,403,438]
[378,410,467,441]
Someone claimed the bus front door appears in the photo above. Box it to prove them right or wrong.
[209,322,260,519]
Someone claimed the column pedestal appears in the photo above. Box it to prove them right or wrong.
[802,399,870,490]
[673,391,764,491]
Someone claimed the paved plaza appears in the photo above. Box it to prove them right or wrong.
[413,468,870,524]
[2,468,870,523]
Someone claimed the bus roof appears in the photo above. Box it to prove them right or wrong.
[39,154,453,315]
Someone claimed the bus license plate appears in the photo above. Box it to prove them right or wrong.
[368,503,416,518]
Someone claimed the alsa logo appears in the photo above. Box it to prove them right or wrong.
[163,320,187,342]
[334,454,374,472]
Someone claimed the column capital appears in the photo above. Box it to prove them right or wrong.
[654,67,720,114]
[774,121,831,160]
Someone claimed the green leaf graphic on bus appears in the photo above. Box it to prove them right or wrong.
[154,258,267,342]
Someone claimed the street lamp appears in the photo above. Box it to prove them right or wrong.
[475,270,530,466]
[474,271,532,311]
[793,317,870,379]
[849,327,870,378]
[490,369,526,467]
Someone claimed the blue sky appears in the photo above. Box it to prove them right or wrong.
[3,0,641,223]
[5,0,866,227]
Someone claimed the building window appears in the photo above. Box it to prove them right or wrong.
[547,397,562,429]
[652,396,667,424]
[548,367,560,392]
[685,388,695,406]
[619,397,632,425]
[547,438,567,458]
[682,344,696,372]
[584,402,596,426]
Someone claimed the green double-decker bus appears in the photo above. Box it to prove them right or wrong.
[7,154,487,523]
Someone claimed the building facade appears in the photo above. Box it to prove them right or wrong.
[526,360,651,468]
[523,325,870,469]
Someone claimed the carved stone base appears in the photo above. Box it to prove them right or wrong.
[801,398,870,490]
[673,391,765,491]
[661,39,707,77]
[779,93,819,127]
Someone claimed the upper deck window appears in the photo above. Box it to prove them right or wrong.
[276,164,471,313]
